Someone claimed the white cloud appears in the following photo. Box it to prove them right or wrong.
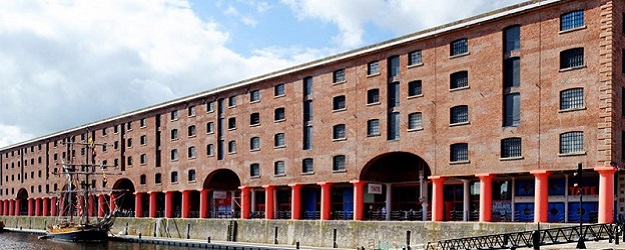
[0,125,34,148]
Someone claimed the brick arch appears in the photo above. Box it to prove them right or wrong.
[359,151,431,183]
[111,178,135,211]
[203,169,241,190]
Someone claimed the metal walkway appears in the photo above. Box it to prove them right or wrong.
[426,223,622,250]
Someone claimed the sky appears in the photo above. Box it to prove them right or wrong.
[0,0,526,148]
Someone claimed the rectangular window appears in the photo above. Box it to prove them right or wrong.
[303,126,312,150]
[333,96,346,110]
[171,171,178,183]
[388,56,400,78]
[408,50,422,66]
[450,39,468,56]
[504,93,520,126]
[408,113,423,130]
[302,158,314,174]
[228,96,236,107]
[388,112,400,140]
[367,61,380,75]
[188,146,197,158]
[560,10,584,31]
[207,101,214,112]
[333,69,345,83]
[140,154,147,164]
[367,89,380,104]
[228,117,236,129]
[170,110,178,120]
[408,80,422,97]
[450,143,469,162]
[333,124,346,140]
[274,133,286,147]
[504,57,520,88]
[170,129,178,140]
[304,100,313,122]
[250,137,260,151]
[367,119,380,136]
[388,82,400,108]
[560,88,584,110]
[332,155,346,172]
[140,135,147,145]
[140,118,147,127]
[303,77,313,96]
[450,71,469,89]
[206,144,214,156]
[274,84,285,96]
[228,140,237,153]
[250,163,260,177]
[250,113,260,126]
[560,48,584,69]
[501,138,522,158]
[250,90,260,102]
[560,131,584,154]
[450,105,469,124]
[274,108,285,121]
[188,125,196,137]
[170,149,178,161]
[504,25,520,53]
[207,122,214,133]
[274,161,285,175]
[188,105,196,116]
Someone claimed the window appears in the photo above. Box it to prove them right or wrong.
[171,129,178,140]
[127,156,133,165]
[188,146,197,159]
[274,133,286,147]
[250,137,260,151]
[250,113,260,126]
[333,124,346,140]
[274,84,285,96]
[367,89,380,104]
[450,71,468,89]
[304,100,313,122]
[388,82,400,108]
[367,61,380,75]
[102,128,108,136]
[560,48,584,69]
[450,39,468,56]
[333,69,345,83]
[388,112,400,140]
[127,138,133,148]
[188,125,196,137]
[140,135,147,145]
[170,149,178,161]
[228,117,236,129]
[504,25,520,53]
[206,144,214,156]
[207,122,214,133]
[560,10,584,31]
[408,80,422,97]
[140,175,146,185]
[504,93,520,126]
[408,112,423,130]
[450,143,469,162]
[274,161,285,176]
[560,131,584,154]
[560,88,584,111]
[207,101,214,112]
[250,163,260,177]
[388,56,400,78]
[228,96,236,107]
[171,110,178,120]
[332,155,346,172]
[228,140,236,153]
[188,105,196,116]
[303,126,313,150]
[408,50,422,66]
[367,119,380,136]
[303,77,313,96]
[140,154,147,164]
[302,158,314,174]
[126,122,132,131]
[140,118,147,127]
[501,138,522,158]
[250,90,260,102]
[155,173,161,184]
[504,57,520,88]
[188,169,196,182]
[450,105,469,124]
[274,108,285,121]
[171,171,178,183]
[333,95,346,110]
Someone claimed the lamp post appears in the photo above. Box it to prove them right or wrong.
[575,163,586,249]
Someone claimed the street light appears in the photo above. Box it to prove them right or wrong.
[574,163,586,249]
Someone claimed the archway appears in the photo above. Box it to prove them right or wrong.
[203,169,241,218]
[112,178,135,217]
[359,152,431,221]
[16,188,28,216]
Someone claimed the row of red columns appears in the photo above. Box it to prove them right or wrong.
[429,167,618,223]
[0,194,117,217]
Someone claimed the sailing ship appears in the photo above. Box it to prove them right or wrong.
[43,138,123,242]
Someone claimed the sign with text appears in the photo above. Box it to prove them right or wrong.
[368,183,382,194]
[213,190,228,199]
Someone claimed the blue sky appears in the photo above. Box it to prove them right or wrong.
[0,0,526,147]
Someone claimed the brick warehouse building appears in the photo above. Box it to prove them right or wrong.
[0,0,624,225]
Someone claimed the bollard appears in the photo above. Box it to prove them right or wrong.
[186,223,190,239]
[296,241,300,249]
[333,228,338,248]
[139,233,142,239]
[274,226,279,244]
[532,230,540,250]
[208,236,211,243]
[406,230,411,250]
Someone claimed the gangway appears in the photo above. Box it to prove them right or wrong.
[425,223,622,250]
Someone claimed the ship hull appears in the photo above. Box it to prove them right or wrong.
[47,227,108,242]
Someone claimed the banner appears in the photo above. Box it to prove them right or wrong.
[368,183,382,194]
